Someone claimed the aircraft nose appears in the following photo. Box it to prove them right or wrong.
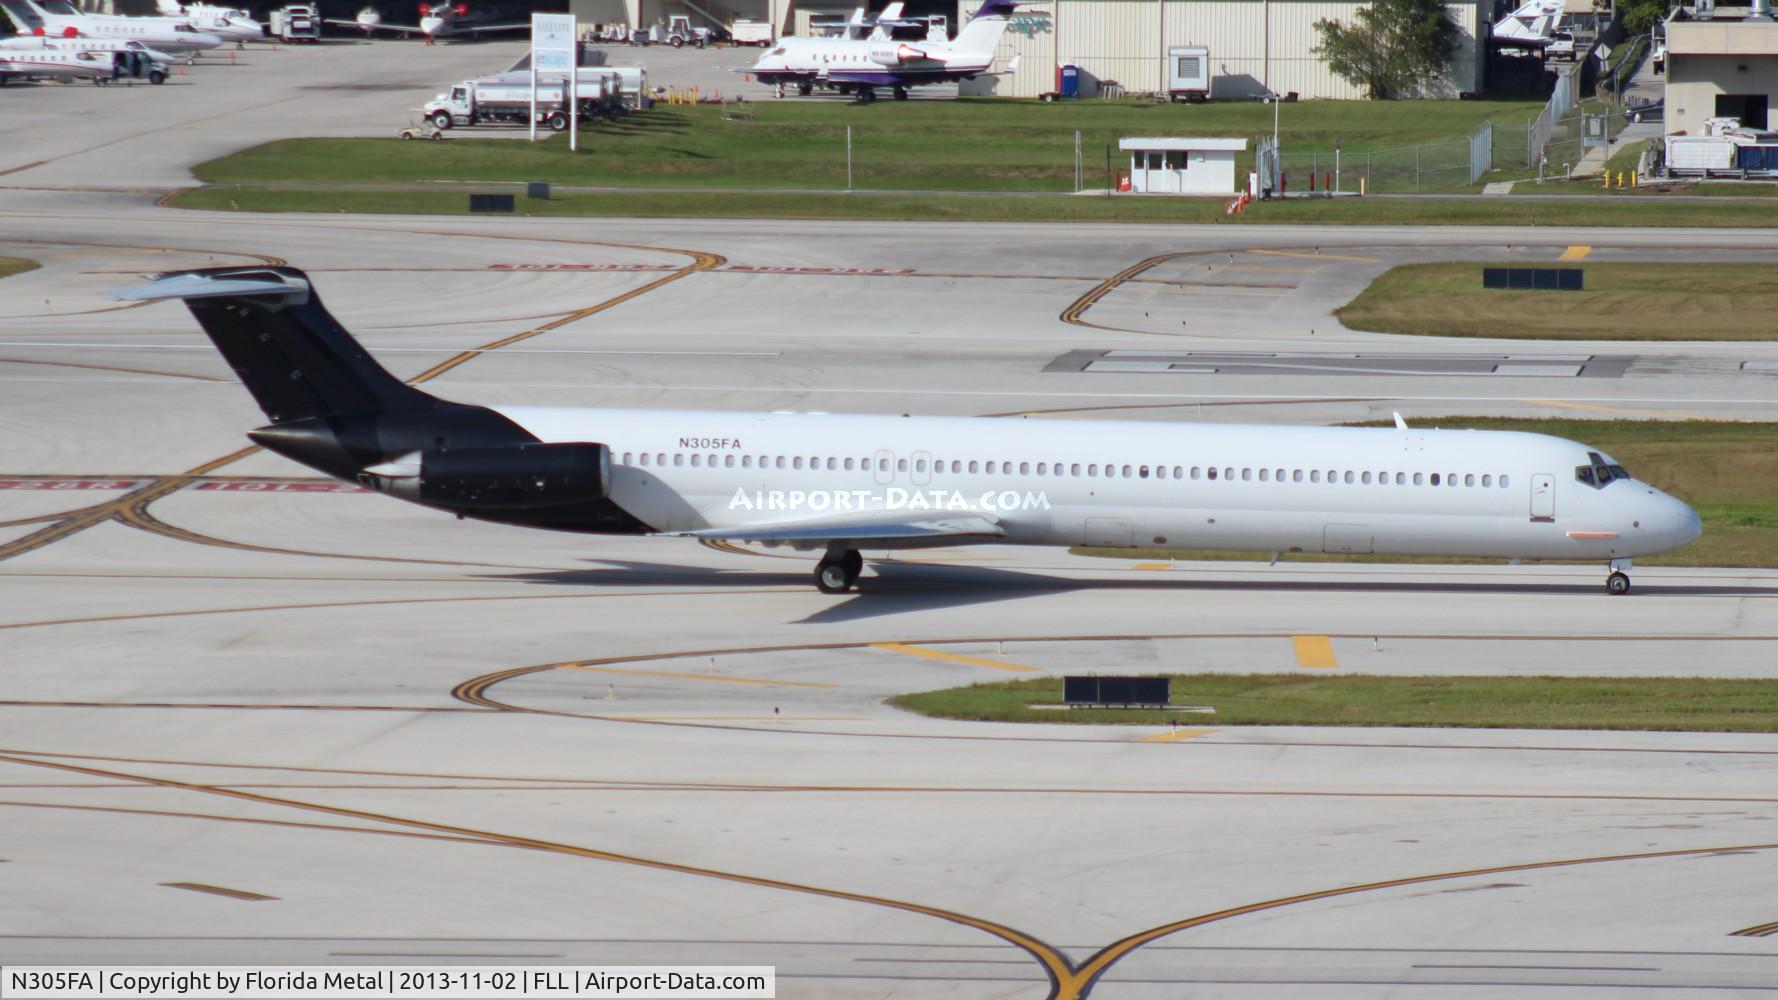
[1670,496,1703,547]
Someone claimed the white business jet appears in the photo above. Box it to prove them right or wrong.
[325,2,528,42]
[0,46,108,82]
[111,267,1702,596]
[1,0,222,58]
[0,36,170,82]
[153,1,263,47]
[750,0,1020,101]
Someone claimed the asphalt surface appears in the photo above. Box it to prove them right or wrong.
[2,36,1778,999]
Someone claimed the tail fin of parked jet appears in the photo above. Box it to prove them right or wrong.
[953,0,1019,56]
[110,267,438,424]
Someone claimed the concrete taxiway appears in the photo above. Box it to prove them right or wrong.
[3,37,1778,1000]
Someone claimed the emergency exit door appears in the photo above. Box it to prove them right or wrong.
[1529,474,1555,521]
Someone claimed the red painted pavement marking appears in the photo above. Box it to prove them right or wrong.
[195,482,370,493]
[0,480,144,491]
[488,264,915,277]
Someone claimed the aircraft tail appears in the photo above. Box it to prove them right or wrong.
[0,0,46,29]
[110,267,438,426]
[953,0,1018,56]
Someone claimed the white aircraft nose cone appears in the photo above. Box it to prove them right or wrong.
[1671,497,1703,547]
[420,16,443,33]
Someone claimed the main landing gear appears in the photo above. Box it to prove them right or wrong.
[815,546,863,594]
[1606,558,1631,596]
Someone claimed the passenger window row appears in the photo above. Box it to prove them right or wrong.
[617,451,1513,489]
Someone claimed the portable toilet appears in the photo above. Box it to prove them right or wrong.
[1059,64,1080,98]
[1118,137,1248,195]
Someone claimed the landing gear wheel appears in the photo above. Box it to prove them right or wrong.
[892,86,908,101]
[1606,571,1630,595]
[841,549,862,580]
[798,82,812,96]
[816,560,852,594]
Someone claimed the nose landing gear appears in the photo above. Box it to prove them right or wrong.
[1606,558,1631,595]
[814,547,863,594]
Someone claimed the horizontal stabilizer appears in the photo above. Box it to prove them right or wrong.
[679,512,1003,545]
[108,271,309,305]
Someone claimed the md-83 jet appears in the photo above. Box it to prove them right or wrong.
[113,267,1701,595]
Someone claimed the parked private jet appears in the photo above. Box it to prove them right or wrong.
[326,2,528,41]
[0,0,222,57]
[0,46,108,82]
[749,0,1019,100]
[111,267,1701,595]
[153,0,264,46]
[0,37,168,81]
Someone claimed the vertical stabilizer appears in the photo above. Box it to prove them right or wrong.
[953,0,1017,57]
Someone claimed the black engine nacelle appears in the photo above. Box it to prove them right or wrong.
[408,442,610,510]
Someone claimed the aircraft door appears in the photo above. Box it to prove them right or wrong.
[872,448,894,486]
[1529,474,1555,521]
[910,450,932,486]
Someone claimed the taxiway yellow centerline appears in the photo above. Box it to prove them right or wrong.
[871,642,1040,673]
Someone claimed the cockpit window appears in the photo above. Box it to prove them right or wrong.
[1576,451,1631,489]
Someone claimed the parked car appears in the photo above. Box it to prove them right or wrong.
[1629,100,1663,124]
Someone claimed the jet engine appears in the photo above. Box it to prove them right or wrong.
[365,442,610,510]
[867,43,925,66]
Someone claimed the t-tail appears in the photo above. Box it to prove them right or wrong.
[109,267,645,533]
[953,0,1021,56]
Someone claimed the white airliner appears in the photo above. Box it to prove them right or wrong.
[112,267,1702,595]
[750,0,1019,100]
[0,0,223,55]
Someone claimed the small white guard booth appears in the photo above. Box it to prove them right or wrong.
[1118,137,1247,195]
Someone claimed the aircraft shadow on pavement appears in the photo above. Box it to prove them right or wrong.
[487,559,1777,625]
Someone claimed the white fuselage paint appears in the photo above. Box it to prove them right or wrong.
[492,407,1702,560]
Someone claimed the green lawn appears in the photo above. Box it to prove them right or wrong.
[167,185,1778,227]
[1338,263,1778,340]
[1075,418,1778,569]
[893,674,1778,731]
[194,98,1543,193]
[0,256,39,279]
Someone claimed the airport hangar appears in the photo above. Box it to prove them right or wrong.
[568,0,1488,99]
[1664,6,1778,136]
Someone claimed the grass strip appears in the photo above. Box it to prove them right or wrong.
[1072,418,1778,569]
[893,674,1778,731]
[1337,262,1778,340]
[166,185,1778,227]
[192,100,1542,192]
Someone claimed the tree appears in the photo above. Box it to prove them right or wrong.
[1619,0,1670,35]
[1314,0,1461,100]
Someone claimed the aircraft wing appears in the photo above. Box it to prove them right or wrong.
[323,19,426,34]
[438,21,531,34]
[676,511,1003,545]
